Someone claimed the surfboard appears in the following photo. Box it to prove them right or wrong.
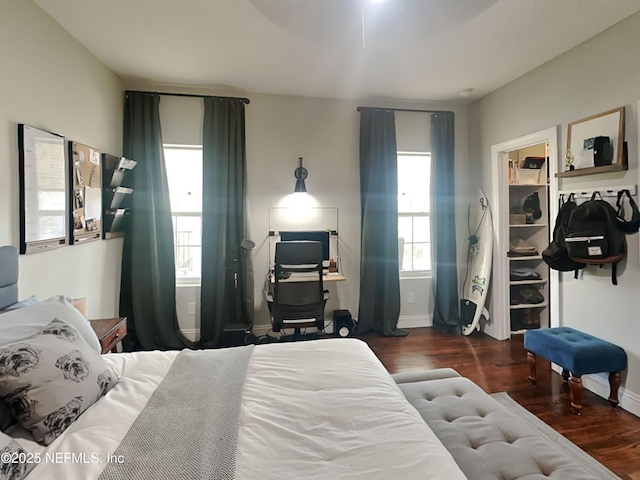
[460,186,493,336]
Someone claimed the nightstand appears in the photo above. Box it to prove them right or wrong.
[90,317,127,354]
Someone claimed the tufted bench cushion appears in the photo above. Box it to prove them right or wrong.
[524,327,627,376]
[524,327,627,413]
[394,370,610,480]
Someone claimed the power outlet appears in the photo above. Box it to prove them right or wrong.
[407,292,415,304]
[187,302,196,315]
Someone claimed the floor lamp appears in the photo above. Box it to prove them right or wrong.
[221,239,255,347]
[234,239,255,291]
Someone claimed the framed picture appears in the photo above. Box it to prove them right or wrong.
[559,106,626,177]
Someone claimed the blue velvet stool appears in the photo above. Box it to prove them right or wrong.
[524,327,627,414]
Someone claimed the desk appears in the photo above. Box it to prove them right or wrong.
[323,272,346,282]
[269,272,346,283]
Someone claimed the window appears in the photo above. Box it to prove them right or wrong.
[164,145,203,281]
[398,152,431,274]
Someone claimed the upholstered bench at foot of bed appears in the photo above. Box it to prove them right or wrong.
[524,327,627,414]
[393,370,608,480]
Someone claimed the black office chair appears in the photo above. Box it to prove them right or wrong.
[267,241,329,335]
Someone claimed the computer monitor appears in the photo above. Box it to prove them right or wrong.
[279,231,330,262]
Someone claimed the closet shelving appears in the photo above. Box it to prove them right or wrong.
[507,148,550,335]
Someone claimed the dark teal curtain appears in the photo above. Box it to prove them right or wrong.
[199,98,251,348]
[430,111,460,334]
[120,91,192,351]
[356,109,407,337]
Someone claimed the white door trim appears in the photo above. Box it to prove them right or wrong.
[488,127,560,340]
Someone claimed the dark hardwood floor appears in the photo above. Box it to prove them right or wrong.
[358,327,640,480]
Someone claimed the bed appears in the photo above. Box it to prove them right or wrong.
[0,246,466,480]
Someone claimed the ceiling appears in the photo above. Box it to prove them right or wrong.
[34,0,640,102]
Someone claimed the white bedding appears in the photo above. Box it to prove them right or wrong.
[19,339,466,479]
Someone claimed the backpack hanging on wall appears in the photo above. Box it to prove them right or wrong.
[563,190,639,285]
[615,189,640,233]
[542,193,586,274]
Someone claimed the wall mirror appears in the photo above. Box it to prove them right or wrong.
[556,106,626,178]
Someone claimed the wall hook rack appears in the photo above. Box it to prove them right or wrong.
[558,184,637,199]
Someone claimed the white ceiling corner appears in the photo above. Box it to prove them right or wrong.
[33,0,640,102]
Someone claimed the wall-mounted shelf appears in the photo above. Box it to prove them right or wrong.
[510,279,548,286]
[509,255,543,261]
[509,183,548,187]
[558,108,627,178]
[102,154,136,239]
[509,223,548,228]
[555,163,626,178]
[510,302,548,310]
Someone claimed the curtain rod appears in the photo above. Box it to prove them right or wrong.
[356,106,450,114]
[125,90,250,104]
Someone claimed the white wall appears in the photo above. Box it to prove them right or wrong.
[0,1,124,317]
[134,81,471,334]
[468,12,640,413]
[246,94,361,331]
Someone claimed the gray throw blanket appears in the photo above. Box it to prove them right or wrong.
[99,345,254,480]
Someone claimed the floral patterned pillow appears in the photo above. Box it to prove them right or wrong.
[0,403,14,433]
[0,431,34,480]
[0,319,117,445]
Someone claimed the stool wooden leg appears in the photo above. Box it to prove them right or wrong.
[608,372,621,408]
[569,375,582,415]
[527,352,537,386]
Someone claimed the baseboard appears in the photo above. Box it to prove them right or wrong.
[253,323,335,336]
[582,373,640,417]
[551,364,640,417]
[252,315,432,337]
[252,324,272,336]
[181,324,346,341]
[180,328,200,342]
[398,314,432,329]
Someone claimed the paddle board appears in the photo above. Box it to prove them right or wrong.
[460,186,493,336]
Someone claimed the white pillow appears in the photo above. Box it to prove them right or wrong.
[0,298,40,432]
[0,296,38,315]
[0,319,117,445]
[0,296,101,354]
[0,430,34,479]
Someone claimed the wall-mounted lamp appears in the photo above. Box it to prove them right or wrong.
[294,157,308,193]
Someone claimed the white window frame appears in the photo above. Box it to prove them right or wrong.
[164,144,203,285]
[398,151,431,278]
[172,212,202,285]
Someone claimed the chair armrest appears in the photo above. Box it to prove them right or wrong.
[323,291,330,301]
